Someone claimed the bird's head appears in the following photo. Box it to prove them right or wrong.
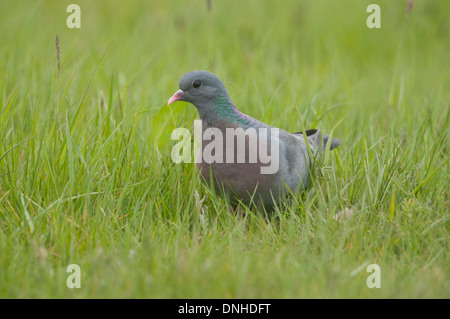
[168,70,230,107]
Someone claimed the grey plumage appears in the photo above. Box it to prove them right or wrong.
[168,70,340,212]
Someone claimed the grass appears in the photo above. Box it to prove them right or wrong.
[0,0,449,298]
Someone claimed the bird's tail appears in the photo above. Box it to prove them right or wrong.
[293,129,341,151]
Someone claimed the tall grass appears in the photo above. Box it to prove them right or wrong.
[0,0,448,298]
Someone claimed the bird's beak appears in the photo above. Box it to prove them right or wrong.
[168,89,187,105]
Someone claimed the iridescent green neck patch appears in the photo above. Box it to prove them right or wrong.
[213,96,250,126]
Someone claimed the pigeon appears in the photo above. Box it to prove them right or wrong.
[168,70,340,212]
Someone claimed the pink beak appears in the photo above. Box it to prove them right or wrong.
[168,89,187,105]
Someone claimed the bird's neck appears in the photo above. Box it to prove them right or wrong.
[197,95,251,128]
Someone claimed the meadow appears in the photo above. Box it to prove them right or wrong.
[0,0,448,298]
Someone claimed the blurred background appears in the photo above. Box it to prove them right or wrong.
[1,0,448,142]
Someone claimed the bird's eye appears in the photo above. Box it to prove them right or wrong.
[193,80,202,89]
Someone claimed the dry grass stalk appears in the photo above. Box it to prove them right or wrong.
[55,34,60,81]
